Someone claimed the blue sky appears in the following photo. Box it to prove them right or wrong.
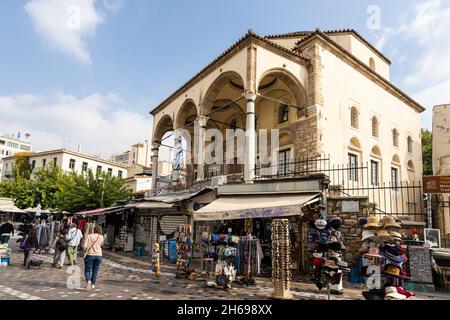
[0,0,449,158]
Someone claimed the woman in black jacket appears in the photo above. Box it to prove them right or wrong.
[21,228,39,267]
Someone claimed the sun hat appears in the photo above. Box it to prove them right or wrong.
[319,230,330,243]
[383,264,402,277]
[384,286,407,300]
[329,242,345,252]
[376,229,392,240]
[357,217,368,229]
[312,258,324,267]
[337,260,348,268]
[381,216,402,229]
[389,231,402,239]
[395,286,415,297]
[365,247,382,258]
[363,216,381,230]
[313,252,324,258]
[362,230,376,242]
[380,246,404,265]
[315,219,328,230]
[324,260,339,270]
[329,217,342,230]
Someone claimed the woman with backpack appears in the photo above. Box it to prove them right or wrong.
[82,226,104,290]
[52,229,68,269]
[20,227,38,267]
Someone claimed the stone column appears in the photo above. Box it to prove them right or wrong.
[172,129,181,182]
[196,116,208,181]
[151,141,160,194]
[245,91,257,183]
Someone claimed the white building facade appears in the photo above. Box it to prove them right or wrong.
[0,135,32,180]
[2,149,128,179]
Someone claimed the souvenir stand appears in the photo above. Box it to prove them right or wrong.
[175,225,193,279]
[360,216,416,300]
[308,217,350,298]
[271,219,293,300]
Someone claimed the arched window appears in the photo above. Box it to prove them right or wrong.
[372,116,379,138]
[407,160,415,172]
[279,104,289,123]
[351,107,359,129]
[369,57,376,71]
[392,129,399,147]
[407,136,413,153]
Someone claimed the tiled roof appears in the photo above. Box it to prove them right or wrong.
[293,30,424,112]
[150,30,310,116]
[265,28,391,64]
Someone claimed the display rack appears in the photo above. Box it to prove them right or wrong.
[271,219,293,300]
[176,225,192,279]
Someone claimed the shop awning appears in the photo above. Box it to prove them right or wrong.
[125,201,173,209]
[193,193,320,221]
[145,187,213,204]
[75,206,124,216]
[0,198,28,213]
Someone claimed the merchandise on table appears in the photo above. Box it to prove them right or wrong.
[359,216,415,300]
[176,225,193,279]
[0,243,12,266]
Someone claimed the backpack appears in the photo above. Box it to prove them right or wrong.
[19,235,29,250]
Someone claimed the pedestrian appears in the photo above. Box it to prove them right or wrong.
[20,227,38,267]
[82,226,104,291]
[0,219,15,244]
[52,229,68,269]
[67,223,83,266]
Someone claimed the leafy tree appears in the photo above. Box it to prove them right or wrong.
[13,152,33,179]
[422,129,433,176]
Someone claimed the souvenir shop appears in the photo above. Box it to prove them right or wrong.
[74,207,135,252]
[359,216,416,300]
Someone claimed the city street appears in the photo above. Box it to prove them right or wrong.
[1,237,447,301]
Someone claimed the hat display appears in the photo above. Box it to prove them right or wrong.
[363,216,381,230]
[381,216,401,229]
[312,252,324,258]
[315,219,328,230]
[357,217,369,229]
[312,258,324,267]
[361,230,376,242]
[384,286,407,300]
[395,286,415,298]
[329,217,342,230]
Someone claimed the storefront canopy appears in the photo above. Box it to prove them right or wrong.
[145,188,213,204]
[0,198,28,213]
[124,201,173,209]
[75,206,124,216]
[194,193,320,221]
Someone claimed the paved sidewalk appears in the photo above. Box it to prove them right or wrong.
[0,239,447,300]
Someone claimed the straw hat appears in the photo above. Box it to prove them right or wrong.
[389,231,403,241]
[376,229,392,240]
[324,260,339,270]
[381,216,402,229]
[363,216,381,230]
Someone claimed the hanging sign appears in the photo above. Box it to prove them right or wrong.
[423,175,450,194]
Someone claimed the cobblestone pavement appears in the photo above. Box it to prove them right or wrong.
[0,238,445,301]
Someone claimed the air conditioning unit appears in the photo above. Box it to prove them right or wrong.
[211,175,228,187]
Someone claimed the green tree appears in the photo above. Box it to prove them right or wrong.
[13,152,33,179]
[422,129,433,175]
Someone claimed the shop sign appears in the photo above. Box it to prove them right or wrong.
[423,175,450,194]
[341,201,359,213]
[159,235,167,241]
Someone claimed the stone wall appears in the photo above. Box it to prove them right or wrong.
[327,196,374,265]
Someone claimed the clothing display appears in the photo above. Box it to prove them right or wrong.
[176,225,193,279]
[271,219,293,300]
[359,216,415,300]
[307,217,350,296]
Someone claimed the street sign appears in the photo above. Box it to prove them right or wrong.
[423,175,450,194]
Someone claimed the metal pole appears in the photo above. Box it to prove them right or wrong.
[427,194,433,228]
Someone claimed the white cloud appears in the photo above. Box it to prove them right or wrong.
[24,0,121,64]
[0,92,151,158]
[372,0,450,129]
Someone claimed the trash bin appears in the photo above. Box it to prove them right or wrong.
[168,240,178,263]
[135,244,144,257]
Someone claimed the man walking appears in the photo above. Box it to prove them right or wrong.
[0,220,15,244]
[67,223,83,266]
